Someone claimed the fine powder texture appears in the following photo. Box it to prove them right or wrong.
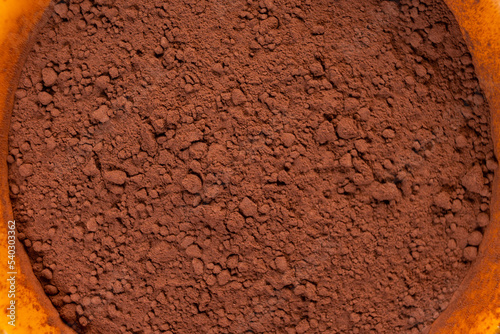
[7,0,496,333]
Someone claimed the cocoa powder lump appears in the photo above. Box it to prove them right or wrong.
[8,0,495,333]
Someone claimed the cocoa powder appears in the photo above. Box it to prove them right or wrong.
[8,0,496,333]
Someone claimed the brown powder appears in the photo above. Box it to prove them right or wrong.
[8,0,495,333]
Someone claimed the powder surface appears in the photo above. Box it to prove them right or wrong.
[8,0,495,333]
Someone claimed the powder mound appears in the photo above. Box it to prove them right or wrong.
[462,164,486,195]
[42,67,58,87]
[37,91,52,105]
[18,164,33,177]
[8,0,495,333]
[434,191,452,210]
[85,218,98,232]
[231,88,247,106]
[90,105,110,123]
[149,242,178,264]
[239,197,258,217]
[182,174,202,194]
[103,170,127,185]
[336,117,358,139]
[370,182,400,202]
[281,133,296,147]
[316,121,336,144]
[463,246,478,262]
